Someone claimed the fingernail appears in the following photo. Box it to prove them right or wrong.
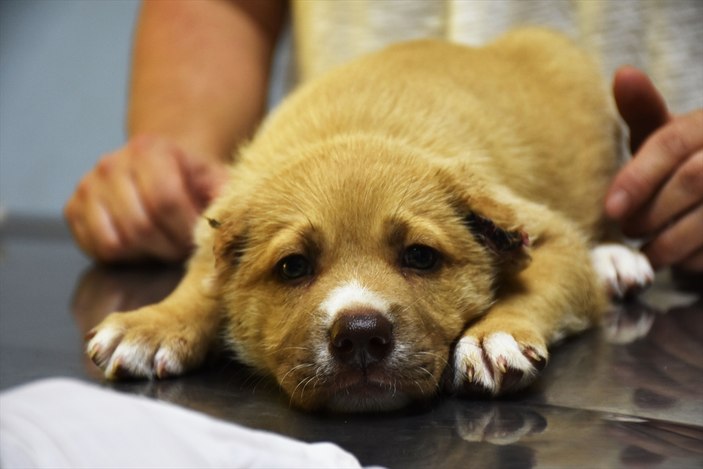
[606,190,630,219]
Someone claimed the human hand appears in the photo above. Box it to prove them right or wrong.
[606,66,703,272]
[64,135,228,263]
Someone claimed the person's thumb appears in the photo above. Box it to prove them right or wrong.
[613,66,670,154]
[179,155,230,211]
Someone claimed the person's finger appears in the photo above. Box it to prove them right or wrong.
[677,249,703,272]
[82,196,130,262]
[104,176,185,262]
[605,109,703,221]
[129,138,200,252]
[96,152,185,262]
[642,204,703,270]
[64,189,91,254]
[67,215,92,257]
[613,66,670,154]
[621,149,703,237]
[64,176,125,262]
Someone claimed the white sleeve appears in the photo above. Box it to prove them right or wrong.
[0,378,368,469]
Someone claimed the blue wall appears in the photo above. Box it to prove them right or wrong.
[0,0,140,218]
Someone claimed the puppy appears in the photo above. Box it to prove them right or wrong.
[86,29,653,412]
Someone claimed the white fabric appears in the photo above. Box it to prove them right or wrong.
[0,378,365,469]
[291,0,702,114]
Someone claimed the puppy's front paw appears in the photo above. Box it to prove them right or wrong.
[85,307,209,380]
[450,332,547,396]
[590,244,654,299]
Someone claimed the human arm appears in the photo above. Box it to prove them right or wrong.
[64,0,287,263]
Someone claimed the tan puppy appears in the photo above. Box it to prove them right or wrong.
[86,29,653,412]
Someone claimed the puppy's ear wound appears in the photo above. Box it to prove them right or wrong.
[464,212,531,269]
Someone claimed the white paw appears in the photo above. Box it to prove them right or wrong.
[85,309,205,380]
[590,244,654,299]
[86,324,185,380]
[451,332,547,396]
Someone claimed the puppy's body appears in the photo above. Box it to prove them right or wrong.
[87,29,652,411]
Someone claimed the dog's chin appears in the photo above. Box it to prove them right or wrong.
[325,383,413,413]
[294,369,421,413]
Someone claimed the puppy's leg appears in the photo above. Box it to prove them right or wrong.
[452,219,606,396]
[86,249,221,380]
[590,243,654,299]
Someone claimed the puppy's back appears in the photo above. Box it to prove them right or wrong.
[246,28,620,237]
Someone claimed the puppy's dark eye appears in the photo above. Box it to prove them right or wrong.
[402,245,441,271]
[277,254,313,282]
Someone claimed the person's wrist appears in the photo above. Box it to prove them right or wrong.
[128,131,230,165]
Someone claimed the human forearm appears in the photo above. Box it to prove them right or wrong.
[65,0,286,263]
[127,0,286,162]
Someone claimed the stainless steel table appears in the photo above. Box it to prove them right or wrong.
[1,217,701,468]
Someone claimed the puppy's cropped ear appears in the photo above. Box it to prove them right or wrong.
[453,189,532,273]
[464,211,530,255]
[193,214,247,298]
[209,216,248,273]
[463,211,530,270]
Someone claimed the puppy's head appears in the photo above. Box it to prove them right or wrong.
[209,138,529,412]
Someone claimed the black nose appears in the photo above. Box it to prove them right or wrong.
[329,311,394,368]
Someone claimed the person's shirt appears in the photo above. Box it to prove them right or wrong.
[289,0,702,114]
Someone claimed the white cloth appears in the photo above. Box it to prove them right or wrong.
[291,0,702,114]
[0,378,366,469]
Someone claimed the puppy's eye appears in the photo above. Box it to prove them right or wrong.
[402,245,441,271]
[277,254,313,282]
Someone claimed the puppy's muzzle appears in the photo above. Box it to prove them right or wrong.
[329,310,394,368]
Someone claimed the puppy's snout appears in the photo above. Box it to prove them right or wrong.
[329,310,394,368]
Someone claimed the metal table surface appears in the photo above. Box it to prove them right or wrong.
[1,218,702,468]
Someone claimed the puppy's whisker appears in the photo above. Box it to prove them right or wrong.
[280,363,315,384]
[416,350,450,368]
[290,375,313,407]
[301,374,317,394]
[247,373,275,394]
[311,374,325,392]
[278,346,315,353]
[417,366,439,388]
[292,373,311,393]
[413,380,424,394]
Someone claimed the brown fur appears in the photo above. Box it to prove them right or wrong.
[88,29,617,411]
